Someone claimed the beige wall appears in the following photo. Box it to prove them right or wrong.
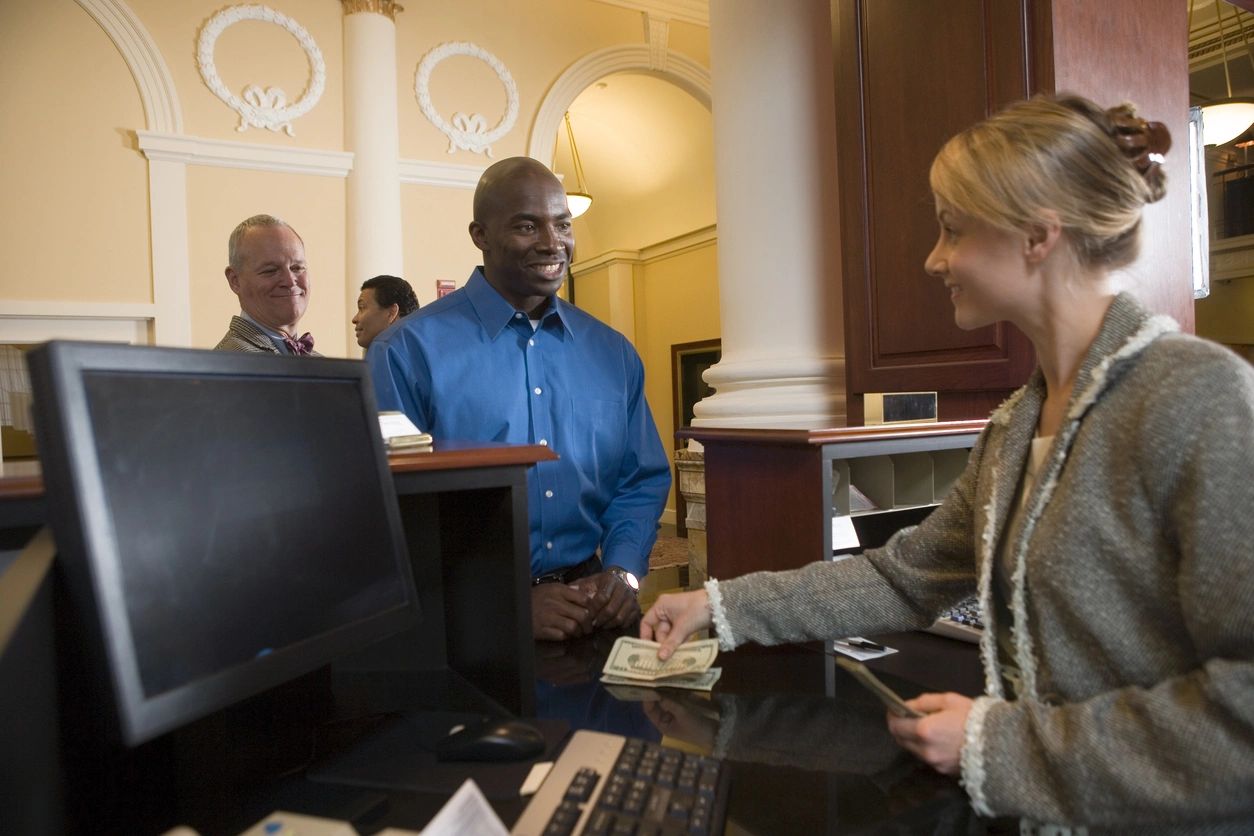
[0,0,151,305]
[0,0,722,523]
[0,0,714,361]
[1196,278,1254,347]
[572,235,720,523]
[186,167,346,350]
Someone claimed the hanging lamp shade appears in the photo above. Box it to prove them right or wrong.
[1200,98,1254,145]
[563,112,593,217]
[566,191,593,218]
[1196,1,1254,145]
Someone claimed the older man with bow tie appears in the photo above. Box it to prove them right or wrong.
[215,214,319,356]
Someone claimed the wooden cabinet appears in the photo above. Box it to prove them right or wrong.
[832,0,1192,423]
[680,422,984,579]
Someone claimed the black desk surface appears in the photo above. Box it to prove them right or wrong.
[314,629,1010,836]
[70,626,1013,835]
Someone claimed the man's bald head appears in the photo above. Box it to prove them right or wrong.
[468,157,574,316]
[472,157,564,225]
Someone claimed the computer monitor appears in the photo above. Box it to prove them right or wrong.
[28,341,420,746]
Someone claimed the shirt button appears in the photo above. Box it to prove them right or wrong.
[514,312,524,319]
[533,387,542,395]
[545,541,553,550]
[539,438,548,446]
[545,490,554,498]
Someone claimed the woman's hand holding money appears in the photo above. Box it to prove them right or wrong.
[640,589,714,660]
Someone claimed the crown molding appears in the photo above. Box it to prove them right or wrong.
[572,249,642,275]
[641,224,716,262]
[572,224,716,275]
[590,0,708,27]
[340,0,404,19]
[398,158,485,188]
[136,131,353,177]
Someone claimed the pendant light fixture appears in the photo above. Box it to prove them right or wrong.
[1195,0,1254,146]
[563,111,593,218]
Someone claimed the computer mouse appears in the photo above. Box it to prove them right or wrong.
[435,718,546,762]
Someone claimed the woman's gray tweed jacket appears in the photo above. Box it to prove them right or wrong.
[708,293,1254,834]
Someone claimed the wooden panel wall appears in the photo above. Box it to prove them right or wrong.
[834,0,1037,423]
[1036,0,1195,330]
[833,0,1194,424]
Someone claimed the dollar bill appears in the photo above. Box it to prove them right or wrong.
[601,636,718,682]
[601,667,722,692]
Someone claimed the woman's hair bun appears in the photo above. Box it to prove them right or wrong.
[1104,104,1170,204]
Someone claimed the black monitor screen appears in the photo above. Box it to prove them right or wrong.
[30,343,419,745]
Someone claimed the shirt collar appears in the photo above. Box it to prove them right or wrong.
[240,311,284,340]
[464,268,576,340]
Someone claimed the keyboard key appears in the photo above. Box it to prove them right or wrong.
[565,767,600,802]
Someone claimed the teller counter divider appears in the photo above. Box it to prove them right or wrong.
[678,421,986,578]
[0,442,551,836]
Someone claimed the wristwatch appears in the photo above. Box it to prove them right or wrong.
[606,566,639,596]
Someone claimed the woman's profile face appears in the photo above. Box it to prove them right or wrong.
[923,205,1033,332]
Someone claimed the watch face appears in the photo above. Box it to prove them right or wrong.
[612,568,639,591]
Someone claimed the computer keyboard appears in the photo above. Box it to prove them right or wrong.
[511,730,730,836]
[923,597,985,643]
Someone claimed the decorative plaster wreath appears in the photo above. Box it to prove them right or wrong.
[415,42,519,157]
[196,5,326,136]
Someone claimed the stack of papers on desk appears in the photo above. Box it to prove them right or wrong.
[599,636,722,691]
[378,411,433,452]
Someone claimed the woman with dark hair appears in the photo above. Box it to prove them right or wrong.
[353,274,419,349]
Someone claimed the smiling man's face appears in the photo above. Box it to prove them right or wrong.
[225,224,309,334]
[470,166,573,317]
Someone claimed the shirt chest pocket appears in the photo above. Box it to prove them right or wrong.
[570,397,627,477]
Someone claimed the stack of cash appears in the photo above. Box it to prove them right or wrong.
[599,636,722,691]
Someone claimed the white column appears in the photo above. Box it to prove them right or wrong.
[694,0,846,428]
[342,0,404,356]
[606,261,637,346]
[145,157,191,347]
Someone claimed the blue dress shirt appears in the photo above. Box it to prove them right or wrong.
[367,269,671,579]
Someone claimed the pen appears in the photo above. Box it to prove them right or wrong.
[839,639,886,651]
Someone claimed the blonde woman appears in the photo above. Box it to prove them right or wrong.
[642,94,1254,833]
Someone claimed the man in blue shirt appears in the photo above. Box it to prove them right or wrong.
[368,158,671,641]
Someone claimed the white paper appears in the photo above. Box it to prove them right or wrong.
[379,411,424,439]
[419,779,508,836]
[831,514,861,553]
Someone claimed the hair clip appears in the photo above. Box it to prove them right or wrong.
[1108,110,1172,175]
